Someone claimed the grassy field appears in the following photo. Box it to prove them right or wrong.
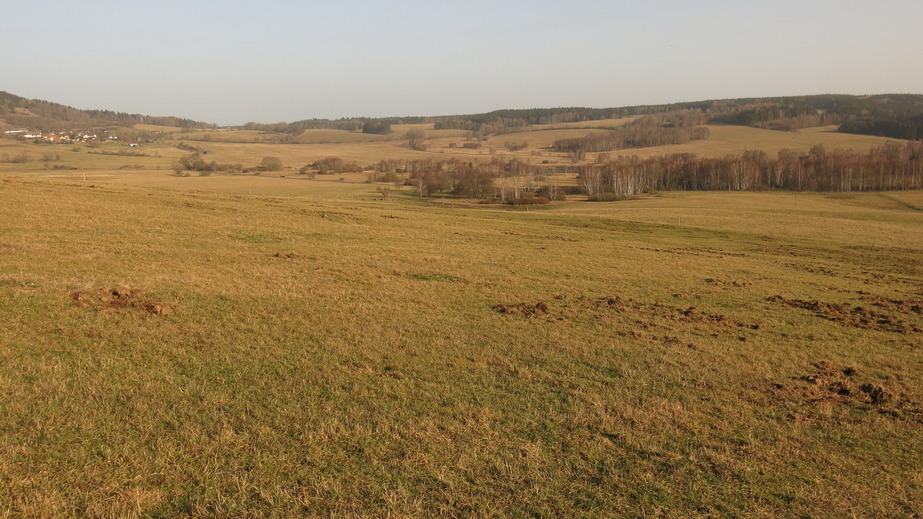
[1,167,921,516]
[1,124,921,516]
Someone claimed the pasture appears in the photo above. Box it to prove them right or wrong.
[0,125,921,517]
[1,170,921,517]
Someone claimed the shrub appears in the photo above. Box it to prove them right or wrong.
[259,156,283,171]
[362,120,391,134]
[311,157,361,174]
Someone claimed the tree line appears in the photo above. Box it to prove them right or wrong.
[839,115,923,140]
[576,141,923,196]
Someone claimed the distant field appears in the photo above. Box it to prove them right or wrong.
[2,120,906,175]
[1,175,920,516]
[599,124,896,160]
[529,116,638,130]
[133,123,187,133]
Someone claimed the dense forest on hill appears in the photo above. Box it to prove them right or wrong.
[0,91,215,132]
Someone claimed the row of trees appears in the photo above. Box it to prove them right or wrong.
[840,115,923,140]
[577,141,923,196]
[553,116,710,160]
[173,154,285,175]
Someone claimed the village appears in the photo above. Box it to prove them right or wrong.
[1,128,121,144]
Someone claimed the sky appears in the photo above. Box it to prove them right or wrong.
[3,0,922,126]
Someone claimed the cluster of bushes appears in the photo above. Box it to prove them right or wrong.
[366,171,402,183]
[306,157,361,174]
[362,120,391,135]
[175,142,202,152]
[173,152,244,176]
[405,158,560,200]
[1,152,31,163]
[406,130,427,151]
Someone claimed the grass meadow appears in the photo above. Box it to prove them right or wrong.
[0,126,921,517]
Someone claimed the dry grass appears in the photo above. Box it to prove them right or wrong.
[0,171,921,517]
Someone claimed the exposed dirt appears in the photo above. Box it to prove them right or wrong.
[771,360,922,424]
[767,295,921,333]
[860,295,923,316]
[594,295,759,329]
[640,247,746,258]
[704,278,751,288]
[492,302,549,317]
[71,288,174,315]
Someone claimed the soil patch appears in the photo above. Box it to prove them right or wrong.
[705,278,751,288]
[771,360,922,424]
[492,302,549,317]
[595,295,758,329]
[860,295,923,316]
[72,288,174,315]
[767,295,920,333]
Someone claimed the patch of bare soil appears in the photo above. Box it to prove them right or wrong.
[594,295,759,329]
[492,302,549,317]
[771,361,922,424]
[494,295,760,343]
[640,247,746,258]
[704,278,751,288]
[767,295,921,333]
[71,288,174,315]
[860,295,923,316]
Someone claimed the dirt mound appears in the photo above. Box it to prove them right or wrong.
[767,295,920,333]
[860,295,923,316]
[71,288,174,315]
[492,302,549,317]
[595,296,757,329]
[704,278,751,288]
[771,360,921,423]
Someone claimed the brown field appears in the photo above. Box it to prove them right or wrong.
[0,121,921,517]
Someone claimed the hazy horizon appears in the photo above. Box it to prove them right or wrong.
[4,0,922,126]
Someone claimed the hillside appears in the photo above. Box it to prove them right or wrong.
[0,91,216,132]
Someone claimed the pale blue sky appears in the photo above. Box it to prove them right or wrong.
[3,0,921,125]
